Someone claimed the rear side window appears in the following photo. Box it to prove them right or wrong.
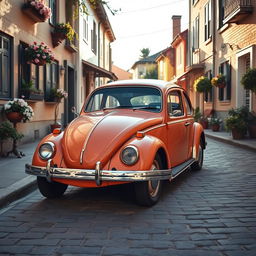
[167,90,184,117]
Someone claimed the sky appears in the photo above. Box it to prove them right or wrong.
[106,0,189,71]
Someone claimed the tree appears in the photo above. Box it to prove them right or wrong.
[140,48,150,59]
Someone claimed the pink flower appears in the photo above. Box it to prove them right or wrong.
[34,58,39,63]
[41,42,44,45]
[37,54,40,57]
[34,41,37,45]
[42,55,46,59]
[34,46,39,50]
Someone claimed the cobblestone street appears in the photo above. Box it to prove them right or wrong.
[0,138,256,256]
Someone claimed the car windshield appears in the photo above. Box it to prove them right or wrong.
[85,86,162,113]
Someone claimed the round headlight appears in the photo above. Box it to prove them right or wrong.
[39,142,55,160]
[120,146,139,166]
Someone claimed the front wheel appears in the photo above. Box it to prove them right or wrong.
[37,177,68,198]
[134,154,163,206]
[191,138,204,171]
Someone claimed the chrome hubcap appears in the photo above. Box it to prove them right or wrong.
[148,160,160,198]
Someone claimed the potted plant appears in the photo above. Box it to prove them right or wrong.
[25,42,54,65]
[49,88,68,131]
[3,98,34,123]
[193,76,212,93]
[21,80,44,101]
[0,121,24,157]
[211,74,226,88]
[209,117,222,132]
[241,68,256,94]
[51,22,76,47]
[22,0,51,23]
[193,107,202,122]
[225,107,248,140]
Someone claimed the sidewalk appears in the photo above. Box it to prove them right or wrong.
[204,129,256,152]
[0,140,39,208]
[0,131,255,208]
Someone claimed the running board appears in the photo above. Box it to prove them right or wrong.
[171,159,195,180]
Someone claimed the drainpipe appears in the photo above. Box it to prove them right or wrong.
[212,0,216,115]
[98,21,102,87]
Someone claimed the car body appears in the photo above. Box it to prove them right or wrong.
[25,79,206,206]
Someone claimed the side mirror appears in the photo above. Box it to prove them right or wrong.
[71,106,79,117]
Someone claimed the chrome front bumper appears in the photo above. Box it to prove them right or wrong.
[25,160,172,186]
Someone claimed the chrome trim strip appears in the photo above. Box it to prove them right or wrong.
[167,118,194,125]
[140,123,166,134]
[95,161,101,186]
[79,112,114,164]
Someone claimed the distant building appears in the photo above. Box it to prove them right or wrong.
[112,65,132,80]
[131,51,162,79]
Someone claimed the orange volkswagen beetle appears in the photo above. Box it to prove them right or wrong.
[26,79,206,206]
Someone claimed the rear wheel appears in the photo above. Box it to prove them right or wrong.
[134,154,163,206]
[37,177,68,198]
[191,138,204,171]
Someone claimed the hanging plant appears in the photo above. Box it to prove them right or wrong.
[193,76,212,93]
[25,42,54,65]
[211,74,226,88]
[241,68,256,94]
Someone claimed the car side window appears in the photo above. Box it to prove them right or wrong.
[167,90,184,117]
[183,92,193,116]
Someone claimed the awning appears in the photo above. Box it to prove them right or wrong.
[82,60,118,81]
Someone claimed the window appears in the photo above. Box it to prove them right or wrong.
[204,70,213,102]
[0,32,12,99]
[204,1,211,41]
[218,0,225,28]
[218,62,231,101]
[49,0,57,25]
[44,61,59,100]
[19,42,40,90]
[177,45,182,66]
[83,16,88,42]
[192,0,199,5]
[192,16,199,51]
[91,21,97,54]
[167,90,184,117]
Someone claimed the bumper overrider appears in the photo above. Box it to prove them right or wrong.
[25,160,172,186]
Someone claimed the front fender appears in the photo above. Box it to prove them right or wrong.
[192,122,206,161]
[109,135,170,171]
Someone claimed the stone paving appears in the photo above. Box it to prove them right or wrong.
[0,138,256,256]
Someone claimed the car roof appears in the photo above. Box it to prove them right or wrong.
[104,79,181,91]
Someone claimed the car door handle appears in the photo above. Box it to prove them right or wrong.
[184,122,191,127]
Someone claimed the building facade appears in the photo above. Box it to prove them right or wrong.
[77,1,117,111]
[188,0,256,118]
[0,0,116,154]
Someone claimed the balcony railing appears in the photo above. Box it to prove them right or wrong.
[224,0,253,24]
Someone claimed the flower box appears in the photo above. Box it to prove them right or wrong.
[22,1,51,23]
[22,4,47,23]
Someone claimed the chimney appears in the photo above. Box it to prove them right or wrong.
[172,15,181,40]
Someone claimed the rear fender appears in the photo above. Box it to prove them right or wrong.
[192,122,206,161]
[109,135,170,171]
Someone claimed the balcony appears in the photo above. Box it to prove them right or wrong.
[223,0,253,24]
[186,49,205,73]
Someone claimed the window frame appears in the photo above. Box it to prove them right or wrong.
[0,32,13,99]
[204,1,211,41]
[44,61,59,101]
[49,0,57,26]
[192,16,199,51]
[83,16,89,43]
[218,61,231,102]
[167,90,185,118]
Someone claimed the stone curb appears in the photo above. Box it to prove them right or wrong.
[205,133,256,152]
[0,176,37,208]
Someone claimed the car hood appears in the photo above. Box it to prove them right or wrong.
[62,110,163,168]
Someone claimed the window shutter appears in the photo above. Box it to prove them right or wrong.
[226,62,231,100]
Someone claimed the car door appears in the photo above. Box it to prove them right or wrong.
[167,89,189,167]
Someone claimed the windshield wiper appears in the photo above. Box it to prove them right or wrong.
[132,106,160,111]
